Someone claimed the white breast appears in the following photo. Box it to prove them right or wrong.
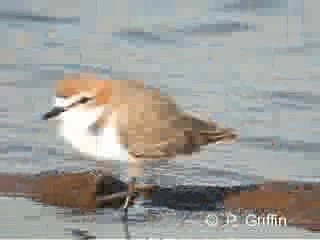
[59,109,129,162]
[95,125,129,162]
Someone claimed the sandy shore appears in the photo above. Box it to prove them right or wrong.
[0,196,318,239]
[0,172,319,238]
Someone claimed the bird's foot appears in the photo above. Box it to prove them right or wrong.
[126,176,156,208]
[123,177,137,209]
[122,192,139,209]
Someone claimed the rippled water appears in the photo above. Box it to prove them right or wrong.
[0,0,319,238]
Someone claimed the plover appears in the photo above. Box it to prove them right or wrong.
[42,72,238,209]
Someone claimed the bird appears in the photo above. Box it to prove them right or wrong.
[42,72,238,210]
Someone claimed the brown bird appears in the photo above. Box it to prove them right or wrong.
[42,72,238,208]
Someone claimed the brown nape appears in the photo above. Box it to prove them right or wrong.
[55,73,113,104]
[95,81,113,106]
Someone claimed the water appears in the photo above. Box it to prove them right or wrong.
[0,0,319,238]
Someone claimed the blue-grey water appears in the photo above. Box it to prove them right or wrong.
[0,0,319,238]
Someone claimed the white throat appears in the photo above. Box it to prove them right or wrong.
[57,104,128,162]
[53,96,103,141]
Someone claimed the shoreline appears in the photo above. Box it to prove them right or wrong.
[0,171,318,233]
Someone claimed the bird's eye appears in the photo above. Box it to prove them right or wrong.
[79,96,92,104]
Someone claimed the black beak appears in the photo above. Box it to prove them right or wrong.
[42,107,65,120]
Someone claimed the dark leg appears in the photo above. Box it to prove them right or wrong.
[121,177,137,240]
[122,207,131,240]
[95,173,137,239]
[123,177,137,209]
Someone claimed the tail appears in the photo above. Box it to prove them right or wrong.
[179,112,239,147]
[205,124,238,145]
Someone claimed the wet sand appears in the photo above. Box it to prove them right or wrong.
[0,171,319,234]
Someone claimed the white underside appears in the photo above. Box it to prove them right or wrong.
[58,108,129,162]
